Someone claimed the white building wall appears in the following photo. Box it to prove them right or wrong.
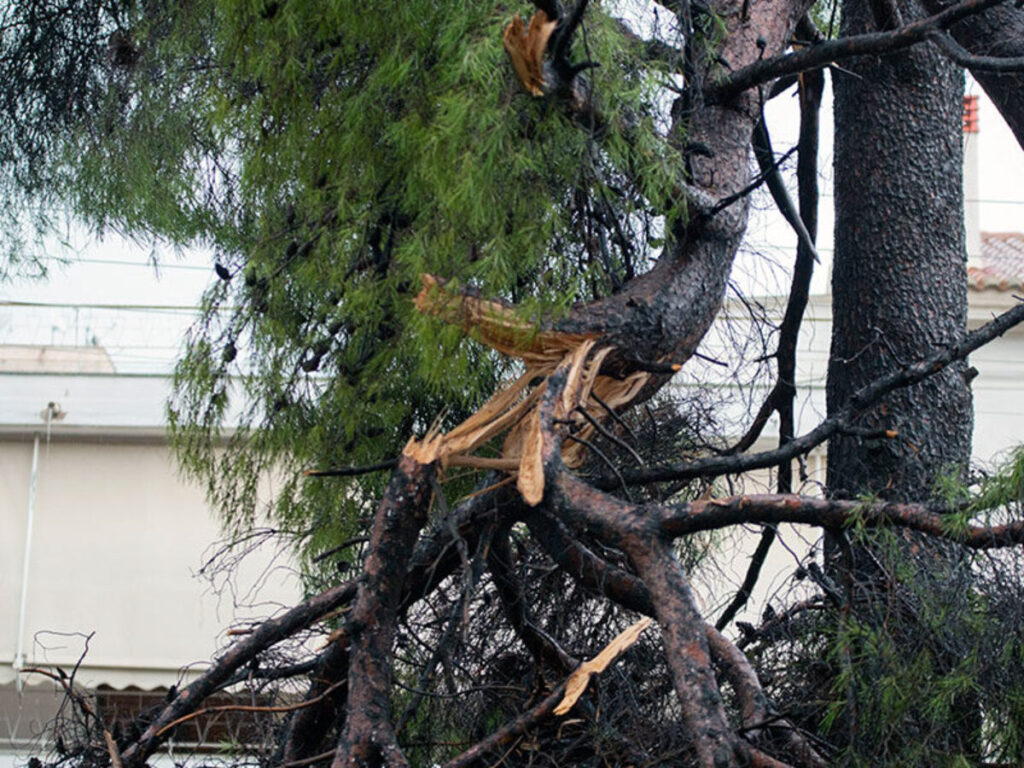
[0,369,301,763]
[2,437,299,691]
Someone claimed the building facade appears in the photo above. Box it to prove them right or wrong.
[1,347,299,766]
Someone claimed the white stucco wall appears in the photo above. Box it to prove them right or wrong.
[1,435,301,692]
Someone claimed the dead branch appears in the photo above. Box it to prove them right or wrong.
[441,616,651,768]
[528,511,823,767]
[536,366,741,767]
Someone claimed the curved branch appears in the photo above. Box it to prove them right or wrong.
[928,30,1024,70]
[705,0,1009,103]
[536,368,740,767]
[281,642,350,764]
[525,508,655,615]
[658,494,1024,547]
[707,628,826,768]
[154,680,347,739]
[598,300,1024,488]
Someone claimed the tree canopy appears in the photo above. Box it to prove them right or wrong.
[7,0,1024,765]
[5,0,693,549]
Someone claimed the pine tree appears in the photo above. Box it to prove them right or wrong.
[7,0,1024,765]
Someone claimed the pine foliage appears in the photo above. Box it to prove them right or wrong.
[3,0,686,552]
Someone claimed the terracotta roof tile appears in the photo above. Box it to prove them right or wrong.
[968,232,1024,291]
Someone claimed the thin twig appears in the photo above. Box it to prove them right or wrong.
[303,459,398,477]
[154,679,347,738]
[575,405,647,466]
[590,391,639,443]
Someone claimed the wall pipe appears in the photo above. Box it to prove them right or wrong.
[14,433,41,692]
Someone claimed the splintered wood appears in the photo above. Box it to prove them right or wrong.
[413,274,595,365]
[554,617,653,715]
[502,10,557,96]
[409,275,654,505]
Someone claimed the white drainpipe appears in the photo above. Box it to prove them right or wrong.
[14,433,42,692]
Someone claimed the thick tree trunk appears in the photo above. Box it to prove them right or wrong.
[828,0,970,502]
[828,2,977,755]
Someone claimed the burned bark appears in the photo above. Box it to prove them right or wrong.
[922,0,1024,149]
[829,0,970,502]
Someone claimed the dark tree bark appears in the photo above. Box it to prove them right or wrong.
[332,455,435,768]
[828,3,981,754]
[828,0,970,502]
[922,0,1024,149]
